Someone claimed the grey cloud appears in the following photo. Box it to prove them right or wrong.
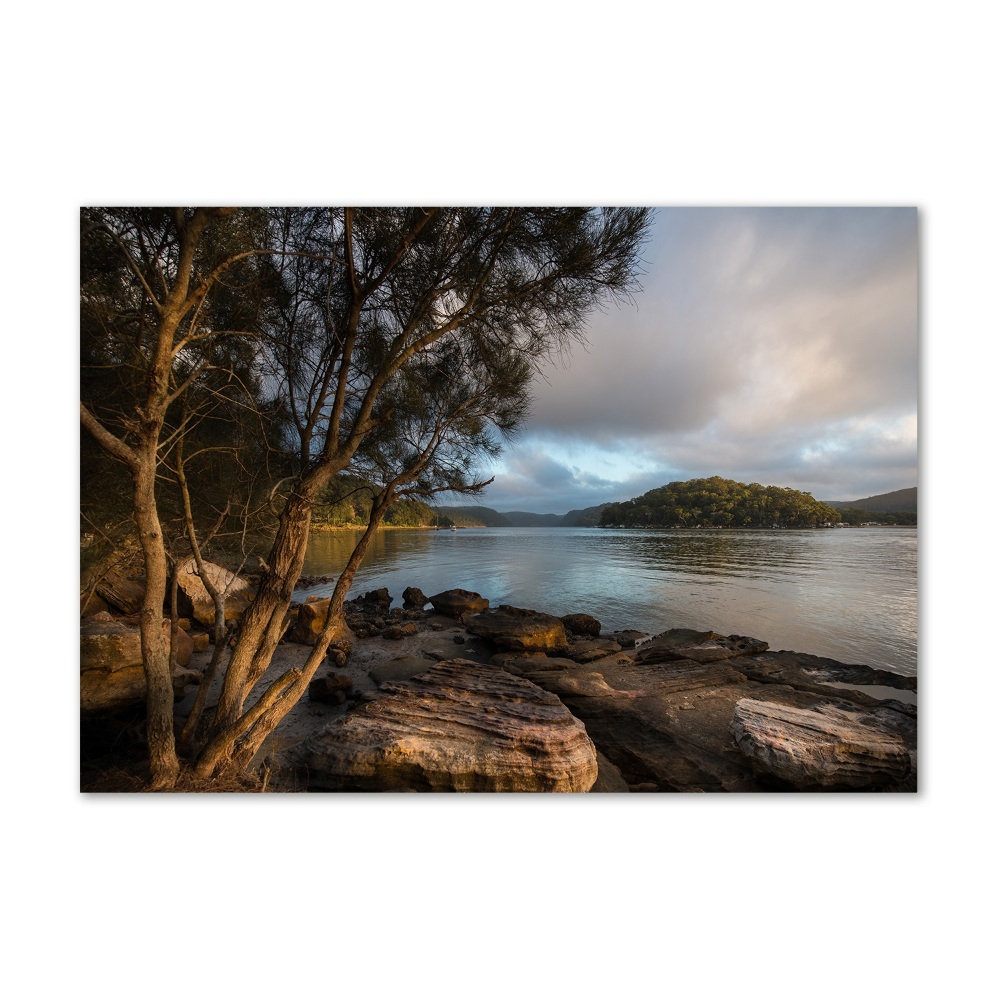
[483,208,918,511]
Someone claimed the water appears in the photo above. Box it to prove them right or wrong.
[298,526,917,677]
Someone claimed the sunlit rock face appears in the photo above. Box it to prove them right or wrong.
[729,698,913,790]
[290,660,598,792]
[287,598,356,652]
[465,606,569,654]
[80,617,197,712]
[427,589,489,617]
[635,629,768,665]
[175,559,254,627]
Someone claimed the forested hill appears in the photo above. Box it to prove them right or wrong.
[824,487,917,512]
[598,477,842,528]
[432,504,608,527]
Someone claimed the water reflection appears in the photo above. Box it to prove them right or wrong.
[298,527,917,676]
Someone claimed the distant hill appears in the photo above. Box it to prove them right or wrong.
[432,503,609,527]
[433,505,511,527]
[501,511,564,527]
[825,487,917,513]
[562,504,609,527]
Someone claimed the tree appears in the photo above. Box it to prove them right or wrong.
[80,207,278,787]
[193,207,653,778]
[81,206,653,787]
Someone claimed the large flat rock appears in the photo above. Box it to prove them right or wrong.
[466,605,569,653]
[729,698,913,790]
[290,659,598,792]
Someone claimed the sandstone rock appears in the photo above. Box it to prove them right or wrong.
[402,587,429,609]
[428,588,489,617]
[176,559,254,627]
[602,630,649,649]
[465,605,569,653]
[290,659,598,792]
[359,587,392,611]
[309,672,354,705]
[565,637,622,663]
[729,698,912,790]
[80,591,109,617]
[95,566,146,616]
[515,666,619,699]
[192,633,210,653]
[288,599,356,652]
[80,618,200,712]
[561,613,601,637]
[636,628,768,665]
[171,624,195,667]
[383,622,419,640]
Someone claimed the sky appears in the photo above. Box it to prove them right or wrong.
[477,207,919,514]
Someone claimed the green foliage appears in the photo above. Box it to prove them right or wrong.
[833,507,917,526]
[312,474,436,527]
[599,477,844,528]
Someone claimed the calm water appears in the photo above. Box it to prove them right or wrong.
[298,526,917,676]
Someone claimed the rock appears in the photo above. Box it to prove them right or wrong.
[171,624,195,667]
[95,566,146,616]
[561,613,601,637]
[288,598,356,651]
[192,633,210,653]
[175,558,255,627]
[383,622,419,641]
[635,628,768,665]
[465,605,569,654]
[729,698,913,790]
[80,591,109,617]
[326,639,353,667]
[80,618,199,712]
[290,659,598,792]
[515,666,619,699]
[590,751,632,792]
[565,637,622,663]
[428,588,489,617]
[602,630,649,649]
[360,587,392,611]
[402,586,429,609]
[309,672,354,705]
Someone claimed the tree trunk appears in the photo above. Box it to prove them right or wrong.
[208,490,315,731]
[194,490,391,778]
[133,451,180,789]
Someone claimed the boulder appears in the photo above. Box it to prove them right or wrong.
[80,618,200,713]
[288,598,356,653]
[465,605,569,654]
[95,566,146,616]
[383,622,419,640]
[560,613,601,637]
[402,587,429,609]
[290,659,598,792]
[729,698,912,790]
[428,589,489,617]
[175,559,254,627]
[636,628,768,665]
[309,672,354,705]
[359,587,392,611]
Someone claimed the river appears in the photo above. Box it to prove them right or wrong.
[297,526,917,677]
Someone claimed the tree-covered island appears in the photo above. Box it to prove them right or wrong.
[598,477,844,528]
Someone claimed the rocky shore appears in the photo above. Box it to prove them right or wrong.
[81,576,917,792]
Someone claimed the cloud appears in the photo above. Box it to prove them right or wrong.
[481,207,919,511]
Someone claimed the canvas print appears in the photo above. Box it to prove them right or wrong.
[80,207,918,792]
